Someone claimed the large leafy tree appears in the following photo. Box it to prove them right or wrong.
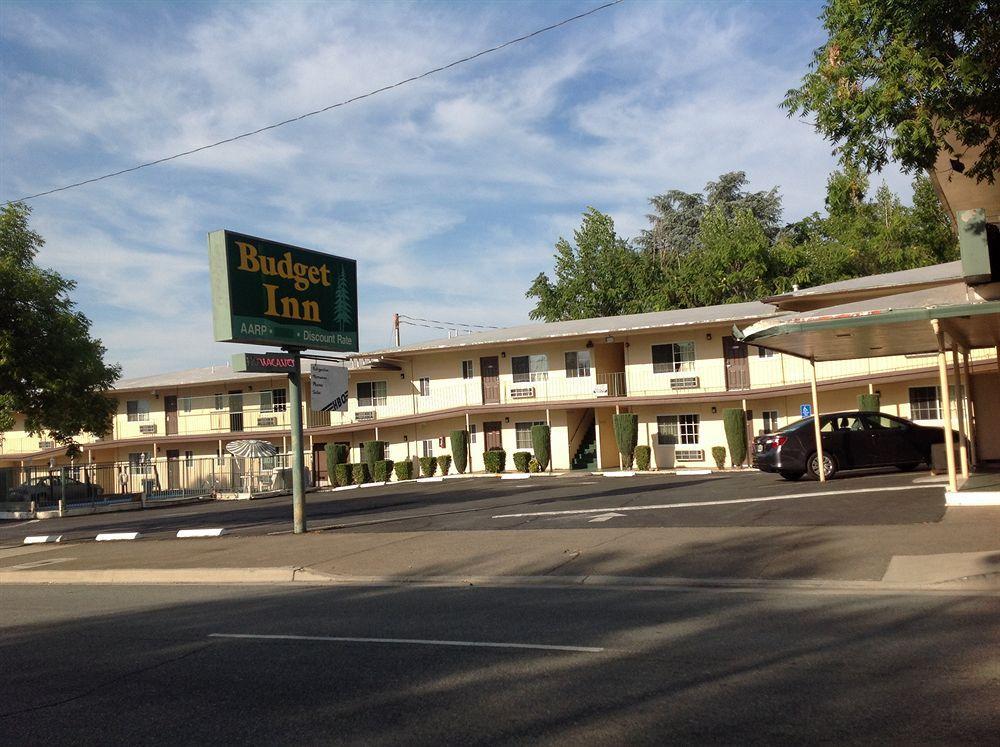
[638,171,782,260]
[0,203,120,444]
[526,208,661,322]
[783,0,1000,183]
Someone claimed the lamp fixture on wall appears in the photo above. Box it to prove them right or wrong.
[400,373,405,379]
[711,406,717,414]
[505,417,510,423]
[605,335,615,343]
[706,333,712,340]
[586,340,594,348]
[501,351,506,358]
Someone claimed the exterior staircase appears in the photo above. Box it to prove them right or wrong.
[571,424,597,471]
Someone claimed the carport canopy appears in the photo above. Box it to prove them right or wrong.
[737,282,1000,362]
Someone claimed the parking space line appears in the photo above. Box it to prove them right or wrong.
[209,632,603,653]
[491,484,932,519]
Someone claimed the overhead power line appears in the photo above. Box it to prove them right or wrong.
[4,0,625,206]
[398,314,499,330]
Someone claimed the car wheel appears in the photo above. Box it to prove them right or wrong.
[897,462,920,472]
[779,471,804,481]
[806,452,837,481]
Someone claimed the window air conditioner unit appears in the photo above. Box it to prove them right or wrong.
[356,410,376,422]
[510,386,536,399]
[139,424,157,434]
[38,441,55,449]
[675,449,705,462]
[258,416,278,427]
[670,376,699,390]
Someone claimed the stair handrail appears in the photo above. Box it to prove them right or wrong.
[568,409,595,461]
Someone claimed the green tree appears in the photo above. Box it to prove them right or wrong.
[0,203,119,444]
[638,171,783,260]
[527,208,663,322]
[783,0,1000,183]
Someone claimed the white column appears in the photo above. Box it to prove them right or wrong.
[950,346,969,478]
[808,358,825,481]
[960,349,977,467]
[593,408,602,470]
[932,321,958,493]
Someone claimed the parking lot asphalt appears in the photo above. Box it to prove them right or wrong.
[1,468,949,546]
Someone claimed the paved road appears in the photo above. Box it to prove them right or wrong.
[1,583,996,744]
[1,469,946,546]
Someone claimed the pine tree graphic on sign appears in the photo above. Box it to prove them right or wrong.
[333,271,353,332]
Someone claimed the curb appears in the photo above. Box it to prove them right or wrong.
[2,568,997,594]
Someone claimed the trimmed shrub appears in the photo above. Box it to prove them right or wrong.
[352,463,371,485]
[635,445,651,471]
[333,463,353,487]
[723,408,747,467]
[364,440,386,476]
[394,460,414,481]
[325,443,348,484]
[419,456,438,477]
[374,459,394,482]
[483,449,506,474]
[530,424,551,471]
[437,454,452,476]
[450,430,469,474]
[528,458,541,473]
[712,446,727,469]
[857,393,880,412]
[612,413,639,469]
[513,451,531,473]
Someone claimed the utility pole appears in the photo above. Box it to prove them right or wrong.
[284,346,307,533]
[393,313,401,347]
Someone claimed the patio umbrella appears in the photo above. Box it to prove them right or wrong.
[226,440,278,458]
[226,440,278,493]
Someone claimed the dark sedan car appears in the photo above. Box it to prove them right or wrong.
[8,475,103,503]
[753,411,946,481]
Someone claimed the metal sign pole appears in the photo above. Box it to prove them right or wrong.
[286,347,307,534]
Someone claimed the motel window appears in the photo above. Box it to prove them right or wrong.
[512,354,548,383]
[461,360,474,380]
[565,350,592,378]
[419,378,431,397]
[126,399,150,422]
[515,421,546,450]
[128,451,152,475]
[261,389,288,413]
[757,346,775,359]
[214,394,226,411]
[762,410,779,434]
[909,387,940,420]
[421,439,434,458]
[657,414,699,445]
[652,342,695,373]
[357,381,388,408]
[469,424,477,444]
[181,397,193,413]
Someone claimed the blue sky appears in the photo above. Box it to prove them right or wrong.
[1,0,912,378]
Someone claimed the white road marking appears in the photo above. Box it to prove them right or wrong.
[588,512,625,523]
[7,557,74,570]
[209,633,603,653]
[492,484,931,519]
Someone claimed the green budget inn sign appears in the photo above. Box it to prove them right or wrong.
[208,230,359,352]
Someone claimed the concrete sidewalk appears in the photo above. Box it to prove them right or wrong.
[2,507,998,590]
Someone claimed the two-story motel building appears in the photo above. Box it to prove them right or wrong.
[3,260,998,487]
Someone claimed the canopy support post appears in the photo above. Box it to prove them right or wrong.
[950,346,969,478]
[932,320,958,493]
[808,357,825,482]
[960,349,977,468]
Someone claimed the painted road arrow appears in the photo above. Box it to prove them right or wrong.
[587,512,625,523]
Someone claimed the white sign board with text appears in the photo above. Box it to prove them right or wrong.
[310,363,349,412]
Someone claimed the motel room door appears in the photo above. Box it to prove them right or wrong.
[166,449,180,489]
[164,395,178,435]
[723,336,750,391]
[228,390,244,432]
[481,357,500,404]
[483,421,503,452]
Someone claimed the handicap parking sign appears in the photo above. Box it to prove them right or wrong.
[800,404,812,418]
